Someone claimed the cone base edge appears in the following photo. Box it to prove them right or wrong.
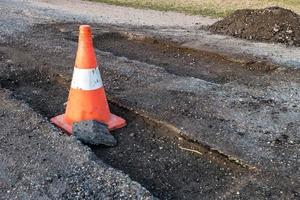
[50,114,126,135]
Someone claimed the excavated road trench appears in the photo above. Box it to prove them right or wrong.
[63,26,279,85]
[0,23,299,199]
[0,67,249,200]
[0,27,253,198]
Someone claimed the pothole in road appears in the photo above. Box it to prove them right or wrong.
[0,68,250,199]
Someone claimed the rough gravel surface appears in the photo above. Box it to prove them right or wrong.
[0,0,300,199]
[0,90,152,199]
[1,0,299,67]
[2,21,297,198]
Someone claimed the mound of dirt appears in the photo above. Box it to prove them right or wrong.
[208,7,300,46]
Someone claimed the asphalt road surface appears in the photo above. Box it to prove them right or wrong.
[0,0,299,199]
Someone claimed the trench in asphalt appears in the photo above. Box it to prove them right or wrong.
[0,67,251,199]
[62,27,278,86]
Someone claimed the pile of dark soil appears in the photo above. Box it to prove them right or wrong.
[208,7,300,46]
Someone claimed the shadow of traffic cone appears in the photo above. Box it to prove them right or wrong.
[51,25,126,135]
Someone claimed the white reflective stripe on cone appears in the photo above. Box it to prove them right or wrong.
[71,67,103,90]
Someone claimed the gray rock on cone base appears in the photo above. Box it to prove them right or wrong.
[73,120,117,147]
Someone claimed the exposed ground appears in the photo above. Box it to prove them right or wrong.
[0,60,248,199]
[209,7,300,46]
[0,84,152,199]
[0,0,300,199]
[20,0,300,68]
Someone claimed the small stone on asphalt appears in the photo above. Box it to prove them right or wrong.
[129,133,135,137]
[73,120,117,147]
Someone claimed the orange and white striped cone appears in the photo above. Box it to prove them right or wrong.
[51,25,126,135]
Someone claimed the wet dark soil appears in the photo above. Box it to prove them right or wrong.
[208,7,300,47]
[0,68,68,118]
[92,32,278,84]
[0,67,248,199]
[47,23,280,85]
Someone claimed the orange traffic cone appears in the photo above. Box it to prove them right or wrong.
[51,25,126,135]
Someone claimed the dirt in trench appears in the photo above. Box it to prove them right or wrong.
[92,32,278,84]
[0,67,249,199]
[208,7,300,47]
[52,24,279,85]
[0,69,68,118]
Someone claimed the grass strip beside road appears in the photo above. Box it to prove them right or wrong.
[89,0,300,17]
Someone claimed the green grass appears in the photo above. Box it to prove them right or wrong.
[89,0,300,18]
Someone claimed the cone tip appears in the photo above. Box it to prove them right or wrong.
[80,24,90,29]
[79,25,91,34]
